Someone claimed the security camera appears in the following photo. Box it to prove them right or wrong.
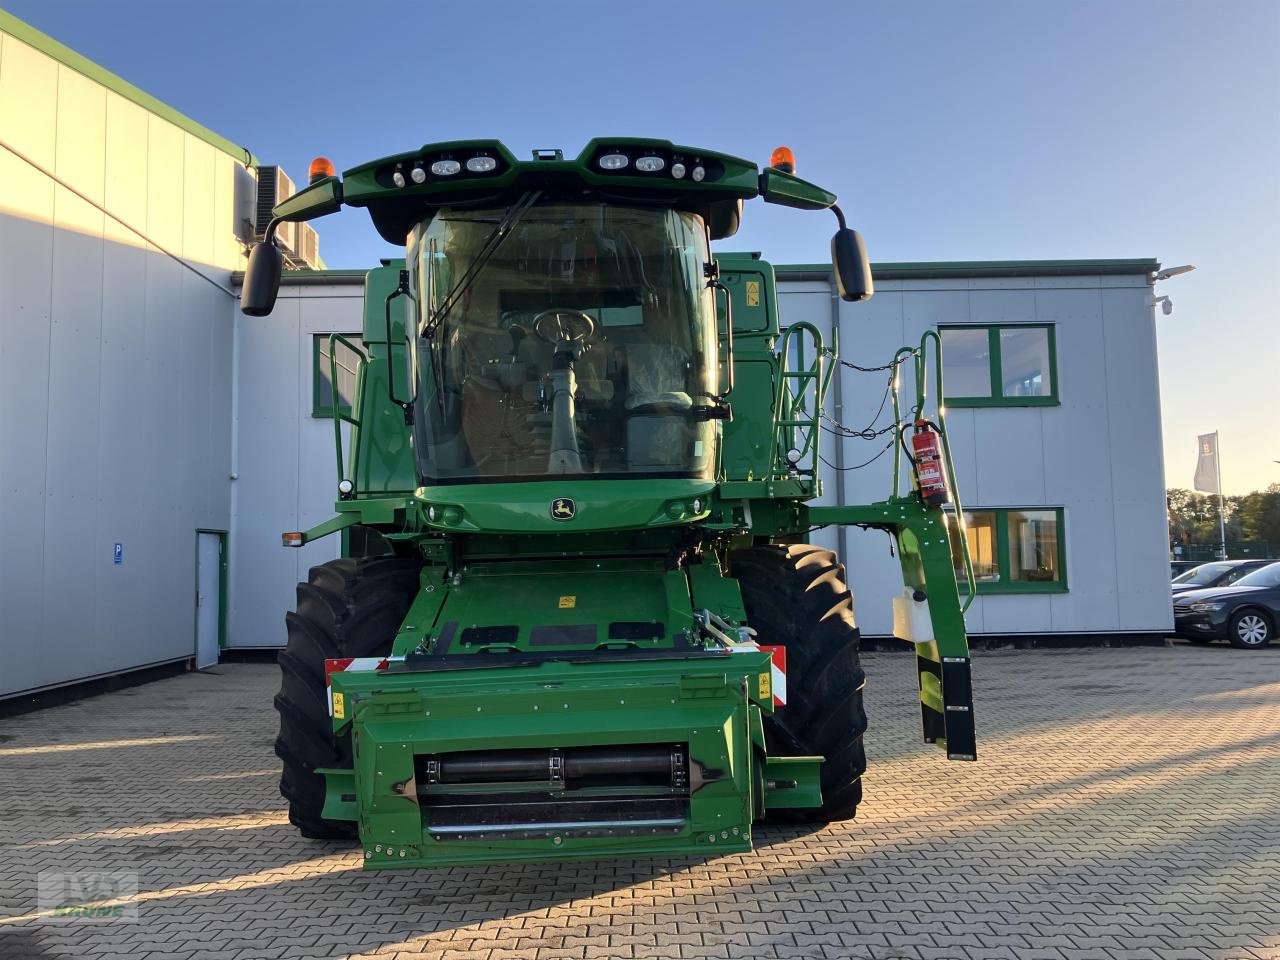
[1154,295,1173,315]
[1155,264,1195,281]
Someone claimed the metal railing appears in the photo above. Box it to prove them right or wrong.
[773,321,836,478]
[888,330,976,611]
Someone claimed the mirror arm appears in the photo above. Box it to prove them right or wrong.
[829,203,848,230]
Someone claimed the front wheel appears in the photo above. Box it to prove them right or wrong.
[274,556,421,839]
[1228,609,1273,649]
[732,544,866,823]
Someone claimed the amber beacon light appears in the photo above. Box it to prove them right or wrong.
[769,146,796,174]
[308,156,336,184]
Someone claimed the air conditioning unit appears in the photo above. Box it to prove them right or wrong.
[253,165,323,268]
[294,223,321,269]
[253,165,296,239]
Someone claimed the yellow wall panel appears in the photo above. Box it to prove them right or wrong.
[181,135,214,265]
[0,35,57,222]
[103,90,149,247]
[53,64,105,236]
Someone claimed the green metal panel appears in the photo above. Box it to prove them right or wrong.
[773,258,1160,280]
[327,652,771,868]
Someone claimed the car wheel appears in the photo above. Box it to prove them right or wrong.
[1227,609,1273,649]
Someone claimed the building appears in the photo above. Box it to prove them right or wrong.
[234,261,1172,653]
[0,12,1172,700]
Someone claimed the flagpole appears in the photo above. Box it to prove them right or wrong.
[1215,430,1226,560]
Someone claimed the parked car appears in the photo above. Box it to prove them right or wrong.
[1173,561,1280,648]
[1171,559,1274,595]
[1170,559,1203,578]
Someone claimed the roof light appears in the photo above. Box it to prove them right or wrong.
[635,156,665,173]
[392,170,406,188]
[430,159,461,176]
[691,165,705,182]
[598,153,629,170]
[769,146,796,174]
[308,156,335,184]
[466,155,498,173]
[410,165,426,184]
[671,162,686,179]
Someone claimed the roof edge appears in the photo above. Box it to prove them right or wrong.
[773,258,1160,281]
[0,10,255,167]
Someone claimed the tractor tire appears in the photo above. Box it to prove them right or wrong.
[274,556,421,840]
[731,544,867,824]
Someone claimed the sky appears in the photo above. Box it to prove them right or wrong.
[7,0,1279,494]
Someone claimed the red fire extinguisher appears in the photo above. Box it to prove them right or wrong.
[910,420,949,507]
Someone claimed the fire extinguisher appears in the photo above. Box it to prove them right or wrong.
[910,420,949,507]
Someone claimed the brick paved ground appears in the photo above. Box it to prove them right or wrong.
[1,643,1277,960]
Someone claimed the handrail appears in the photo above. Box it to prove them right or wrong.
[889,331,976,611]
[328,333,369,496]
[774,321,828,476]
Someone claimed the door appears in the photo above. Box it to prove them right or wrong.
[196,532,225,668]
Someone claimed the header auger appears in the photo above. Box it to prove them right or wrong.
[244,138,976,869]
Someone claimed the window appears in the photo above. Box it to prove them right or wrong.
[939,325,1057,406]
[945,507,1067,593]
[313,334,364,418]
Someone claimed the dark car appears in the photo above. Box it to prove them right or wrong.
[1170,559,1203,578]
[1171,559,1274,595]
[1173,561,1280,648]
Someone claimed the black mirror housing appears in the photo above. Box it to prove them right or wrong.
[241,241,283,316]
[831,228,874,302]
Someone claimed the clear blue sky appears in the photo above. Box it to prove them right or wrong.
[8,0,1279,493]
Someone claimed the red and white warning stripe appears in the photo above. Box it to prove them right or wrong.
[324,656,402,716]
[731,643,787,707]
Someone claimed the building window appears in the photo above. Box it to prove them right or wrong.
[939,324,1057,406]
[945,507,1067,594]
[313,334,364,418]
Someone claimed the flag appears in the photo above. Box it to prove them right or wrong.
[1193,432,1220,494]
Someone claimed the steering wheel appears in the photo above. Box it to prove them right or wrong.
[532,309,596,345]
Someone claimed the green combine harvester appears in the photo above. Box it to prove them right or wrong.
[240,139,977,869]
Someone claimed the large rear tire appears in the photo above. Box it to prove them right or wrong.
[274,556,421,839]
[731,544,867,823]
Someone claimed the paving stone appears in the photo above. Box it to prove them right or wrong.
[0,649,1276,959]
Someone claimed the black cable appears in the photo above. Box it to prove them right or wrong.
[819,438,895,472]
[838,350,917,373]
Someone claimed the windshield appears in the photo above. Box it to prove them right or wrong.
[409,203,717,483]
[1173,562,1232,585]
[1234,563,1280,588]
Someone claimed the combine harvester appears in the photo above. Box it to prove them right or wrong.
[240,139,977,869]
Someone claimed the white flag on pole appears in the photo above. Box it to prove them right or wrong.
[1193,432,1220,494]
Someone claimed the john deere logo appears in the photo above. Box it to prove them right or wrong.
[551,498,576,520]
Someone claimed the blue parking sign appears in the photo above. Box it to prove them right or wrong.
[113,543,123,565]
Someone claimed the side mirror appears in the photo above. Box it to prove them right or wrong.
[831,228,874,302]
[241,241,283,316]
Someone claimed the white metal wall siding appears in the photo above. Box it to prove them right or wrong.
[228,286,364,648]
[784,273,1171,637]
[0,31,238,696]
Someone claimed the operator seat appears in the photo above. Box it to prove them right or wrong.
[624,342,693,470]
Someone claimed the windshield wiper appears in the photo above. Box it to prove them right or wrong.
[421,190,541,340]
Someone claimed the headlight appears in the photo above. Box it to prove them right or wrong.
[466,155,497,173]
[430,159,461,176]
[635,156,665,173]
[1189,601,1225,612]
[598,153,629,170]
